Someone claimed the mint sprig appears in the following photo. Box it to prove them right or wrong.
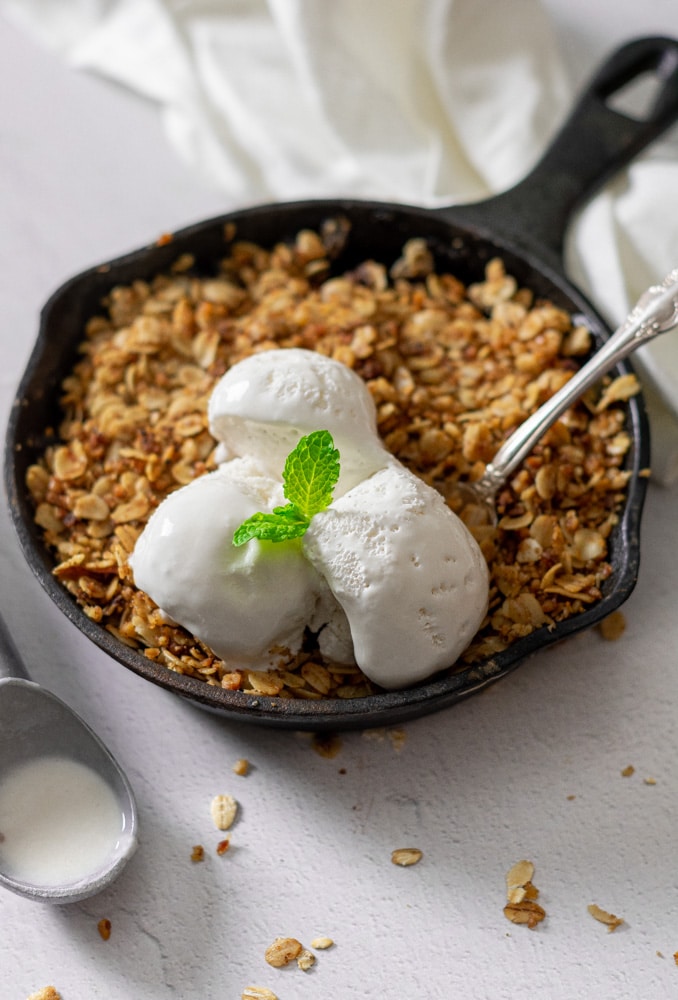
[233,430,340,546]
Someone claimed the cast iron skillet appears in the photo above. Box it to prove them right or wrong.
[6,38,678,730]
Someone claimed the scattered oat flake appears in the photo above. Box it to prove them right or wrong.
[598,610,626,641]
[216,838,230,855]
[311,936,334,950]
[391,848,423,867]
[27,989,62,1000]
[210,793,238,830]
[506,860,534,896]
[644,777,657,785]
[297,949,316,971]
[504,861,545,922]
[621,765,635,777]
[588,903,623,932]
[191,845,205,862]
[503,901,546,929]
[97,918,112,941]
[264,937,303,968]
[241,988,279,1000]
[233,758,250,776]
[567,794,576,800]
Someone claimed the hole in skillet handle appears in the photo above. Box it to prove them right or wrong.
[598,35,678,123]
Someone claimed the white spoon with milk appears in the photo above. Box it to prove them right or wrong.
[0,613,138,903]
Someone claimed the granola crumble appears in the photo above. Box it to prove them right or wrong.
[26,225,638,699]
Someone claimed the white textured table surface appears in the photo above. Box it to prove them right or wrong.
[2,4,678,998]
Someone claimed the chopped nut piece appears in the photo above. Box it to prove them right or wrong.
[210,793,238,831]
[587,903,623,931]
[233,758,250,776]
[191,845,205,863]
[241,988,279,1000]
[27,989,62,1000]
[621,765,635,777]
[391,848,423,867]
[598,611,626,641]
[673,952,678,966]
[216,838,230,855]
[264,937,303,968]
[503,901,546,929]
[297,949,316,971]
[311,936,335,950]
[97,918,112,941]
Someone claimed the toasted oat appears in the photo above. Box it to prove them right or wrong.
[27,989,62,1000]
[644,777,657,786]
[505,860,535,904]
[598,611,626,641]
[264,937,303,968]
[391,848,423,867]
[191,845,205,863]
[233,758,250,776]
[216,838,230,855]
[311,936,334,950]
[28,231,638,700]
[241,988,279,1000]
[588,903,623,932]
[297,949,316,971]
[503,900,546,929]
[97,918,112,941]
[621,765,635,777]
[210,794,238,831]
[504,860,544,926]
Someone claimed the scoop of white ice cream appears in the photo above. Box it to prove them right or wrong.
[208,348,389,495]
[302,461,489,689]
[130,457,341,665]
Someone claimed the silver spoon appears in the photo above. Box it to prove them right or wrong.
[447,268,678,524]
[0,612,138,903]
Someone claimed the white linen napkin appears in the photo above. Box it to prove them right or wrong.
[4,0,678,480]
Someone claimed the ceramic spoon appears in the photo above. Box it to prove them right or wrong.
[450,268,678,524]
[0,612,138,903]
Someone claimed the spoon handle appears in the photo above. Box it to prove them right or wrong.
[0,613,30,680]
[473,268,678,501]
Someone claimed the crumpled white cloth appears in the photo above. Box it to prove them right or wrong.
[3,0,678,480]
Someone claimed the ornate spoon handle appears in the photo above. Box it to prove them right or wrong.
[472,269,678,503]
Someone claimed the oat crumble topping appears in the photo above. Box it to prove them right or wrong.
[26,224,638,699]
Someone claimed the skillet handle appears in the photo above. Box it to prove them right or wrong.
[446,36,678,265]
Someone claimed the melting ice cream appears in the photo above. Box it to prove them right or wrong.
[131,349,489,689]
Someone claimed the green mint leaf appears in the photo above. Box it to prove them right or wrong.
[232,430,340,546]
[282,429,340,519]
[232,506,309,546]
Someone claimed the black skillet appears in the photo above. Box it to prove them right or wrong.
[6,37,678,731]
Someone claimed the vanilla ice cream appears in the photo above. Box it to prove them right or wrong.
[208,348,389,495]
[303,461,489,689]
[132,348,491,690]
[130,456,348,665]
